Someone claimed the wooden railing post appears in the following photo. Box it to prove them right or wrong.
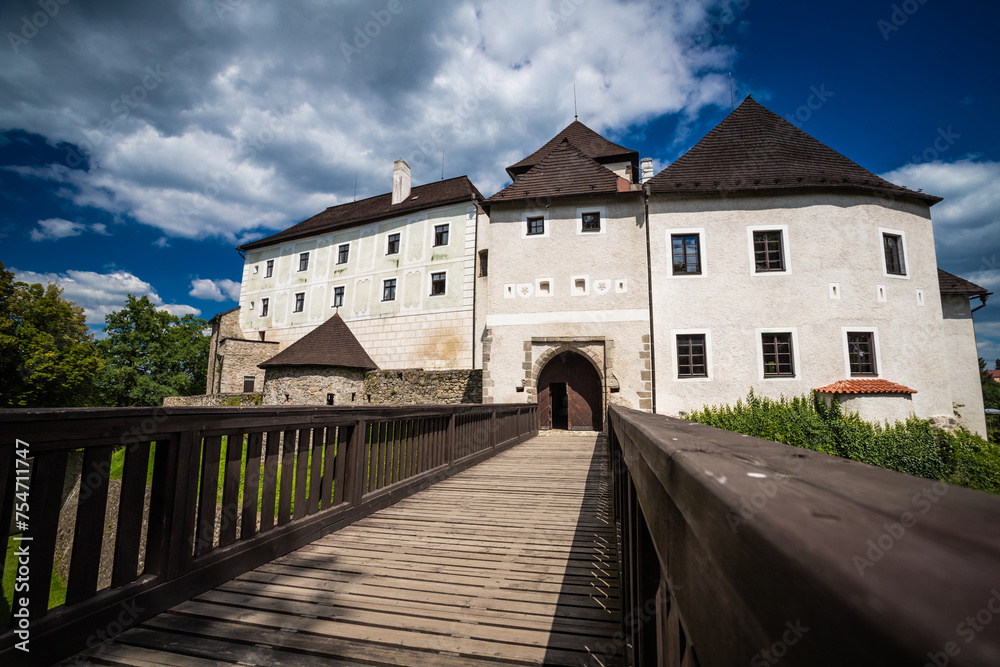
[446,412,456,465]
[344,419,368,506]
[164,430,199,579]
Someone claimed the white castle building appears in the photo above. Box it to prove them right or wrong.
[205,98,991,436]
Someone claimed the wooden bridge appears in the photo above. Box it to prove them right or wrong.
[2,404,1000,666]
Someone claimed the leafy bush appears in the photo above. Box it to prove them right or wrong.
[687,390,1000,496]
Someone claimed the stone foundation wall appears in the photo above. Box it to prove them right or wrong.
[163,393,263,407]
[365,369,482,405]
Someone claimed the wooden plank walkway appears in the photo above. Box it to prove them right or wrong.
[68,434,623,666]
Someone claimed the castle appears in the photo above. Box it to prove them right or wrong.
[197,98,991,436]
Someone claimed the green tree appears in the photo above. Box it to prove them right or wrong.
[995,358,1000,371]
[97,295,210,407]
[981,357,1000,411]
[0,262,103,407]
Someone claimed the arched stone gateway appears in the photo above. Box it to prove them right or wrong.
[537,350,603,431]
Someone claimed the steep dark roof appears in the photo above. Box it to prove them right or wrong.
[259,313,378,370]
[648,97,942,205]
[938,268,991,297]
[240,176,483,251]
[506,120,639,180]
[486,139,630,206]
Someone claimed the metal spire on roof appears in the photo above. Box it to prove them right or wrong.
[574,81,578,120]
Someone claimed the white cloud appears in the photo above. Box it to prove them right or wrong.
[91,223,111,235]
[11,268,201,324]
[30,218,85,241]
[881,159,1000,266]
[189,278,241,302]
[0,1,740,243]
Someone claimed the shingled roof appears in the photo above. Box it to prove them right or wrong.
[506,120,639,180]
[487,139,632,206]
[240,176,483,251]
[648,97,942,204]
[938,268,991,297]
[258,313,378,370]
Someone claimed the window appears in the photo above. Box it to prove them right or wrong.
[430,272,446,296]
[761,333,794,377]
[581,211,601,232]
[243,376,255,393]
[847,332,877,376]
[883,233,906,275]
[434,224,449,246]
[265,259,273,278]
[298,252,309,272]
[337,243,349,264]
[753,231,785,272]
[382,278,396,301]
[672,234,701,275]
[677,334,707,377]
[478,249,488,277]
[333,286,344,308]
[527,216,545,236]
[260,298,269,317]
[293,293,305,312]
[387,233,400,255]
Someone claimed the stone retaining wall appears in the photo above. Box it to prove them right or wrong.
[163,393,263,407]
[365,369,482,405]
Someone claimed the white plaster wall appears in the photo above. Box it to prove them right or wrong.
[238,202,478,370]
[941,295,988,436]
[839,394,915,425]
[648,192,960,424]
[483,195,651,409]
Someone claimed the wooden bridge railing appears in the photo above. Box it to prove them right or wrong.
[0,403,537,665]
[607,405,1000,666]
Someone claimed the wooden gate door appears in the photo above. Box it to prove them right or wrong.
[536,351,603,430]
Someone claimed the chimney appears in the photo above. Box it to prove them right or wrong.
[391,159,411,205]
[640,157,654,184]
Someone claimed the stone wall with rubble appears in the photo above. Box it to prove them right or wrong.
[262,366,369,406]
[163,393,263,407]
[364,369,482,405]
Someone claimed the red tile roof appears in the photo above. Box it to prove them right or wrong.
[815,379,917,395]
[487,139,632,206]
[648,97,942,205]
[988,370,1000,382]
[938,268,991,297]
[240,176,482,251]
[259,313,378,370]
[506,120,639,180]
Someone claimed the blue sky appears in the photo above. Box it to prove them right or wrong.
[1,0,997,363]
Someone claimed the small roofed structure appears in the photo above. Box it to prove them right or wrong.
[938,268,992,311]
[259,313,378,405]
[260,313,378,371]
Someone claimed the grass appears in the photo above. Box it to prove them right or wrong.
[1,536,68,626]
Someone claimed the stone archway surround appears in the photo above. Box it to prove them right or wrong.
[522,338,618,425]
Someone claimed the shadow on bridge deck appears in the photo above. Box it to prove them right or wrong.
[64,434,623,666]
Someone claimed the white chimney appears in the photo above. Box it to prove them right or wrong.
[640,157,654,184]
[391,159,411,205]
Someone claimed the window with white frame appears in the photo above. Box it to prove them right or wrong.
[265,259,274,278]
[298,252,310,272]
[761,332,795,377]
[260,298,269,317]
[387,233,400,255]
[880,229,908,277]
[293,292,305,312]
[434,224,449,246]
[382,278,397,301]
[430,272,446,296]
[332,286,345,308]
[337,243,350,264]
